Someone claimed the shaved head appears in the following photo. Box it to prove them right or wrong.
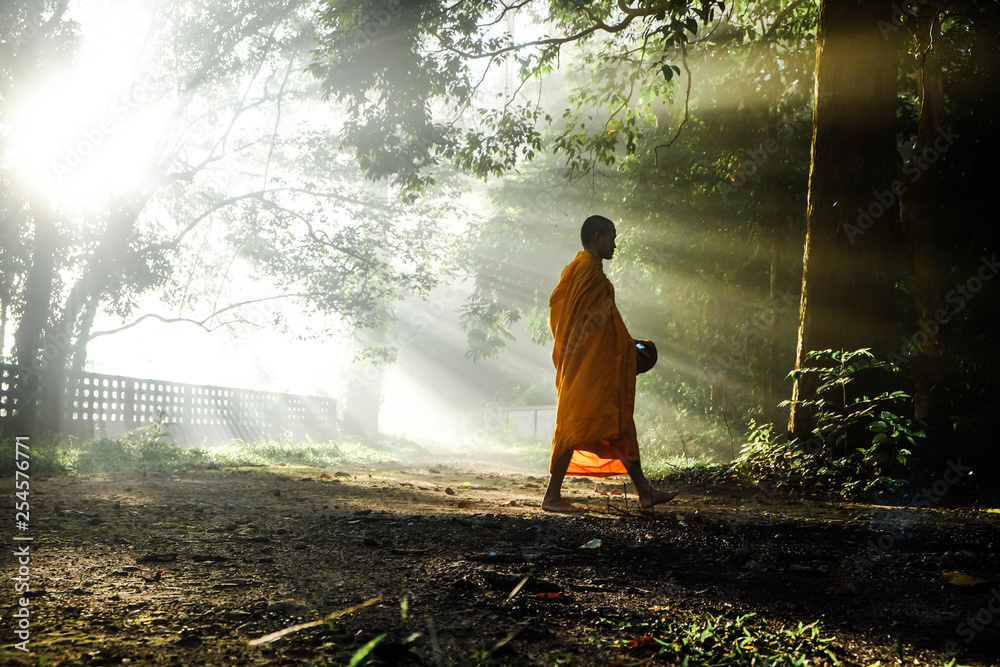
[580,215,614,248]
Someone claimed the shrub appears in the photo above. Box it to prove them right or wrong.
[735,349,926,498]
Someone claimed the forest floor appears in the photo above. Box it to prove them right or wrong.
[3,460,1000,667]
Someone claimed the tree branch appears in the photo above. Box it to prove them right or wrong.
[653,40,691,164]
[87,293,313,340]
[438,11,637,60]
[741,0,809,77]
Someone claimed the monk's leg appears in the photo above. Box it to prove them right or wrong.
[622,458,679,509]
[542,450,584,513]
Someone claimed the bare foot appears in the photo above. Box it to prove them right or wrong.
[639,488,679,510]
[541,497,586,514]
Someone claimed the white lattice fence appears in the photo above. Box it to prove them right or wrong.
[1,363,337,445]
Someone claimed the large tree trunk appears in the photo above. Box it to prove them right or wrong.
[8,199,59,437]
[788,0,900,439]
[32,199,141,435]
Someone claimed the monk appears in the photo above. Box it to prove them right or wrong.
[542,215,679,513]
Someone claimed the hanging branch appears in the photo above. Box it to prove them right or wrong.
[653,39,691,168]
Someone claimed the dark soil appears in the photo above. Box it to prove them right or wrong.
[3,463,999,666]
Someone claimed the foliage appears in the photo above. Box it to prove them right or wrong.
[309,0,727,199]
[1,0,458,387]
[611,611,840,666]
[0,434,74,477]
[73,411,203,474]
[411,1,819,445]
[656,455,728,484]
[736,349,928,498]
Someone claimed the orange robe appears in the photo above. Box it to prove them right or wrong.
[549,250,639,476]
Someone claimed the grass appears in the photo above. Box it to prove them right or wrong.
[607,611,841,666]
[606,612,976,667]
[204,437,396,469]
[0,419,563,478]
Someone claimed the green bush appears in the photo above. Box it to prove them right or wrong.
[0,434,75,477]
[73,412,202,474]
[735,349,926,498]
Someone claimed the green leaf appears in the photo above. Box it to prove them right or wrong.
[349,633,387,666]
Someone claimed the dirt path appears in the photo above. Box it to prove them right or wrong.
[3,463,999,666]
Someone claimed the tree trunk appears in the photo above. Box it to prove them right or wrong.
[342,327,387,440]
[8,199,59,437]
[788,0,900,439]
[48,200,140,373]
[71,293,100,372]
[899,30,945,425]
[343,362,382,440]
[766,215,784,426]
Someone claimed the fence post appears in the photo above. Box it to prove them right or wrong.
[124,378,135,432]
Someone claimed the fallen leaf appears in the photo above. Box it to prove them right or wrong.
[319,473,333,480]
[500,500,518,507]
[277,463,286,467]
[944,571,990,586]
[461,481,472,487]
[580,539,602,549]
[458,500,469,508]
[536,592,565,600]
[610,489,623,495]
[621,635,655,650]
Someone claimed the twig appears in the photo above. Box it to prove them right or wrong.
[247,595,382,646]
